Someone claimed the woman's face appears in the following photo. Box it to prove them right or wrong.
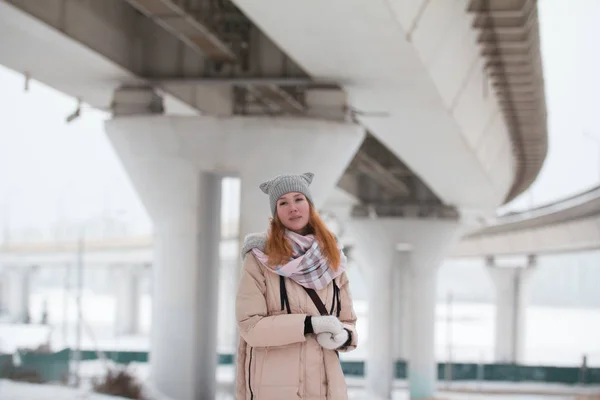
[276,192,310,233]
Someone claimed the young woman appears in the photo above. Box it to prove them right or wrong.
[236,172,358,400]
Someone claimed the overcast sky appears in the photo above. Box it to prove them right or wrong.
[1,0,600,237]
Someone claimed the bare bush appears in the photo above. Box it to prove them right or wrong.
[91,366,144,400]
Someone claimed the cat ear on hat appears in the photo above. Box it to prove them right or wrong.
[301,172,314,185]
[259,179,273,194]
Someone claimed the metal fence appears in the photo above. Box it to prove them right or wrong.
[2,349,598,386]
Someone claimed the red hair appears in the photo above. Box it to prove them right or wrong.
[265,204,341,270]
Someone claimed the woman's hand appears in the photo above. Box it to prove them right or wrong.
[316,330,349,350]
[311,315,344,335]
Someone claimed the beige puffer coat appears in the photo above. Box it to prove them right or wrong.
[235,240,358,399]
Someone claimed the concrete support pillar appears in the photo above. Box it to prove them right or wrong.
[363,247,412,399]
[2,266,34,323]
[113,264,147,335]
[217,255,238,353]
[154,173,223,399]
[107,94,221,399]
[367,251,395,399]
[487,256,536,364]
[392,259,410,362]
[348,218,461,400]
[408,261,439,399]
[322,187,361,267]
[322,188,359,232]
[105,91,365,399]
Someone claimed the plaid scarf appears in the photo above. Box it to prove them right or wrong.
[251,230,346,290]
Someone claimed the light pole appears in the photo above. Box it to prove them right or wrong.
[68,209,124,387]
[445,291,454,387]
[73,225,84,387]
[62,262,71,344]
[69,220,89,387]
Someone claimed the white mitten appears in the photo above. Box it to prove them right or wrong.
[316,330,349,350]
[311,315,344,335]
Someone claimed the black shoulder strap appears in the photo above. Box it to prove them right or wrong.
[303,287,330,316]
[279,276,291,314]
[280,276,342,317]
[330,280,341,317]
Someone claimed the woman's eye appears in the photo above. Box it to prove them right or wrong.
[279,202,287,206]
[296,198,303,202]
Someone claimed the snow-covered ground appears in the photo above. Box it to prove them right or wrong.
[0,379,130,400]
[2,368,599,400]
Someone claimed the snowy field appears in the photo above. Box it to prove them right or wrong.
[0,379,129,400]
[4,289,599,367]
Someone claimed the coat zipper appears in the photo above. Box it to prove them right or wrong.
[248,347,254,399]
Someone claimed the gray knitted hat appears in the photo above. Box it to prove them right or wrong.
[259,172,315,216]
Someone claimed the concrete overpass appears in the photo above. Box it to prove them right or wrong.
[0,0,547,398]
[455,184,600,257]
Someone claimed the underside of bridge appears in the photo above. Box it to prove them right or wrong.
[116,0,546,215]
[1,0,547,218]
[116,0,455,217]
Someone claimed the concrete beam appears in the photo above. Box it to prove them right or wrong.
[0,0,310,115]
[0,0,197,114]
[122,0,237,62]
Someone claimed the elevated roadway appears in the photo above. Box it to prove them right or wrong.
[454,185,600,257]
